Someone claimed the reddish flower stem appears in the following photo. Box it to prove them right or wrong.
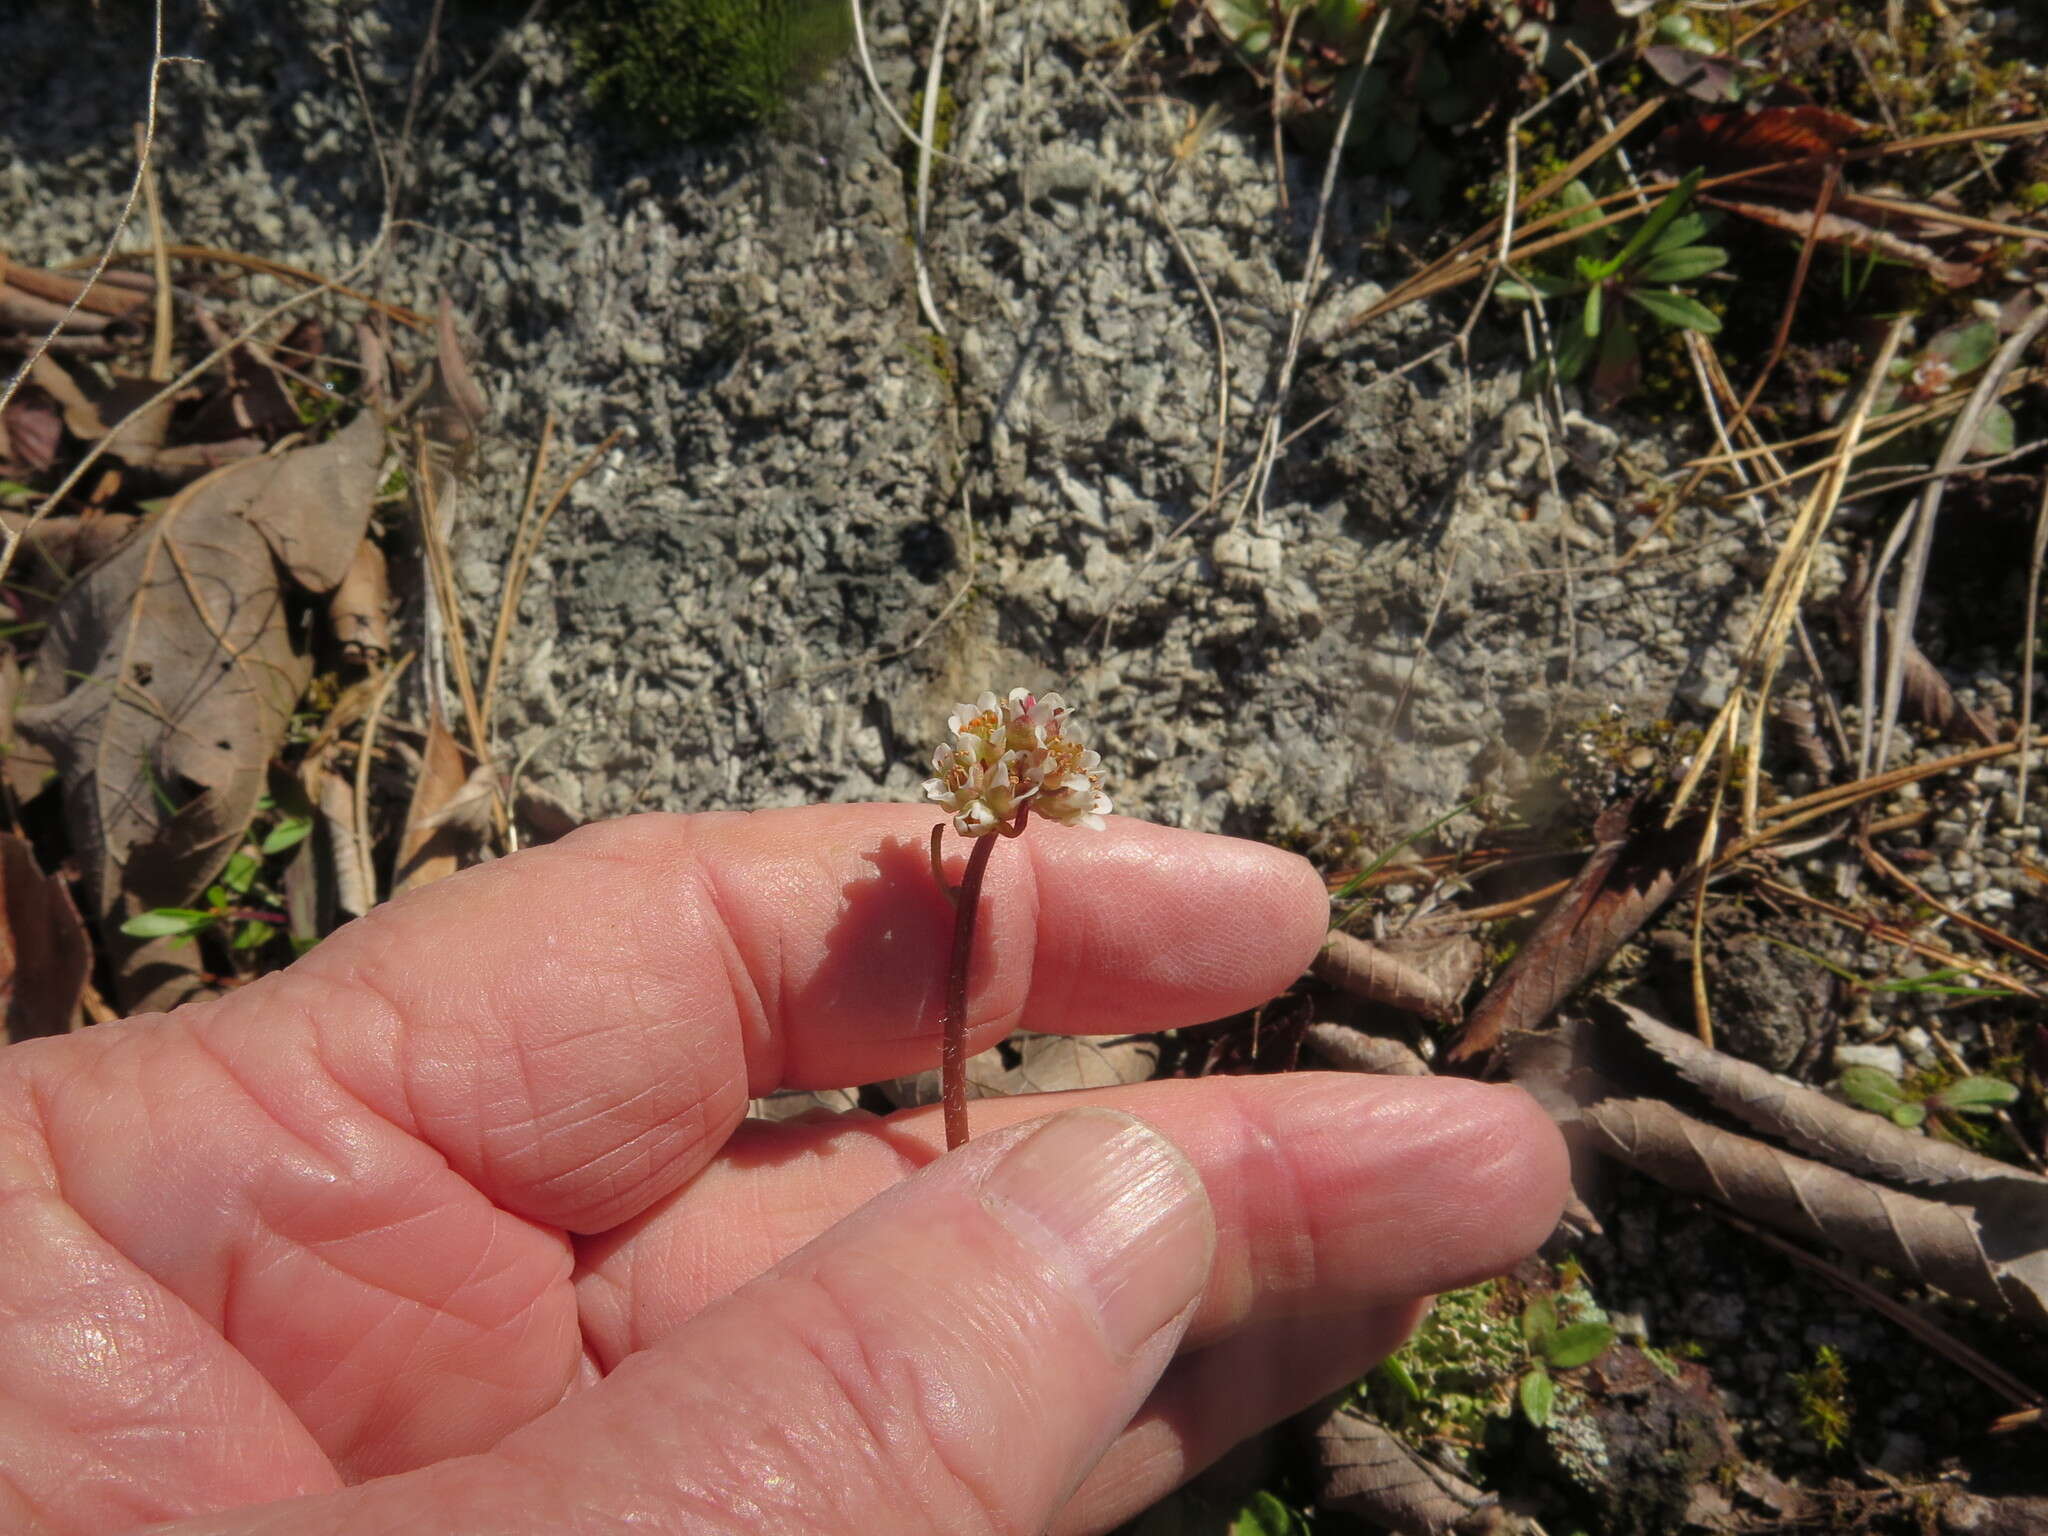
[938,806,1028,1151]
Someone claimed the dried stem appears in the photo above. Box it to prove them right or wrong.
[938,806,1029,1150]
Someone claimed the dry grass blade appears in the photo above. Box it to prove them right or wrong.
[1752,875,2035,999]
[1871,307,2048,776]
[479,425,622,742]
[0,832,89,1040]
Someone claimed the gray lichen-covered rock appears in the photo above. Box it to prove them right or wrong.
[0,0,1752,841]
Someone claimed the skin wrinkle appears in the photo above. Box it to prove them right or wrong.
[672,827,782,1097]
[1224,1076,1326,1311]
[762,1268,1002,1536]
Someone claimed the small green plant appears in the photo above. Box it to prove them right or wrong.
[1789,1344,1852,1452]
[1368,1280,1524,1450]
[1495,168,1726,402]
[1838,1063,2020,1131]
[1227,1489,1310,1535]
[1514,1292,1616,1428]
[568,0,852,145]
[1870,318,2018,458]
[120,815,313,953]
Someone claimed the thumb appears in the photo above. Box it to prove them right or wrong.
[188,1110,1216,1536]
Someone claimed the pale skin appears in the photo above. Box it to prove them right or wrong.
[0,805,1569,1535]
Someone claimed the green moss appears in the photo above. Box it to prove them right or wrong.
[1366,1281,1523,1453]
[567,0,852,145]
[1790,1344,1852,1453]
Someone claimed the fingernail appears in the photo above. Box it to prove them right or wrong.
[981,1109,1214,1358]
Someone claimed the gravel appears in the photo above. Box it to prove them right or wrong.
[3,0,1760,842]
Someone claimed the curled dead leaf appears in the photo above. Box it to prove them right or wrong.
[1310,1401,1505,1535]
[1315,931,1478,1025]
[1582,1093,2048,1327]
[329,537,392,665]
[0,832,88,1040]
[1304,1020,1431,1076]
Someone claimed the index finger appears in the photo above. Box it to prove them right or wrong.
[239,805,1326,1225]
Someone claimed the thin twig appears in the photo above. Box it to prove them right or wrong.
[911,0,956,338]
[135,122,175,383]
[2020,475,2048,830]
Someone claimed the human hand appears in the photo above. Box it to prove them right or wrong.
[0,807,1567,1534]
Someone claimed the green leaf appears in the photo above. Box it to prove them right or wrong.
[1925,319,1998,376]
[1229,1490,1304,1536]
[223,851,260,895]
[1559,179,1605,245]
[1890,1101,1928,1129]
[1931,1076,2020,1114]
[1840,1065,1910,1114]
[1634,245,1727,284]
[1554,310,1597,381]
[1519,1366,1555,1427]
[1612,168,1703,272]
[203,886,230,910]
[1521,1295,1558,1344]
[1377,1354,1423,1402]
[233,919,274,951]
[1649,211,1711,253]
[261,815,314,856]
[1582,283,1604,337]
[1971,402,2015,459]
[120,908,214,938]
[1626,287,1721,334]
[1542,1321,1616,1369]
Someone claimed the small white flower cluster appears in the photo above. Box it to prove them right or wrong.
[924,688,1112,837]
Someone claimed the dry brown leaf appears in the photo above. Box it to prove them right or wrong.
[1582,1094,2048,1327]
[393,712,481,896]
[329,537,391,665]
[1003,1032,1160,1094]
[1899,640,2000,747]
[0,512,138,579]
[1609,1002,2048,1198]
[316,768,372,920]
[2,385,62,473]
[1311,1402,1504,1535]
[1304,1020,1431,1076]
[1450,804,1697,1061]
[1315,931,1476,1024]
[0,832,88,1040]
[434,296,490,442]
[514,780,583,845]
[749,1087,862,1122]
[14,411,383,953]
